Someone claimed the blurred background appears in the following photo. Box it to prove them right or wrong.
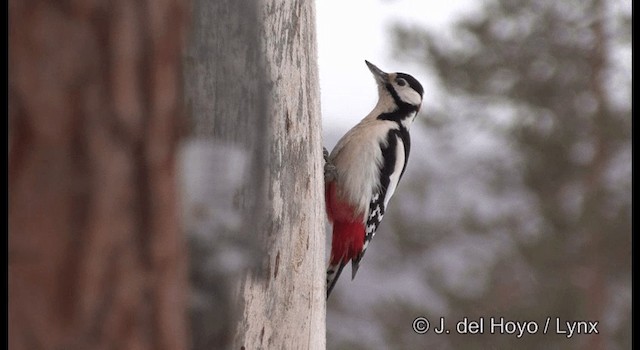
[9,0,630,348]
[316,0,631,349]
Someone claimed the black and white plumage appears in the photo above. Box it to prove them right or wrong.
[325,60,424,297]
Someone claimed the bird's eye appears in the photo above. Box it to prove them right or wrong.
[396,78,407,86]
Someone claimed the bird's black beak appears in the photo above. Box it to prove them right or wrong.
[365,60,389,85]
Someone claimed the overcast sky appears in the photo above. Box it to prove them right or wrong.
[315,0,478,132]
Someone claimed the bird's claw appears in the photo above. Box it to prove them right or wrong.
[323,147,337,182]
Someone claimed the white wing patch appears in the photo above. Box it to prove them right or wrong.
[383,135,405,208]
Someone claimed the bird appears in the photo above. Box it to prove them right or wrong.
[324,60,424,298]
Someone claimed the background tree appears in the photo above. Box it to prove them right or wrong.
[9,1,189,349]
[10,1,326,349]
[326,0,630,349]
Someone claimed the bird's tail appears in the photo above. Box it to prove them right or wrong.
[326,261,346,299]
[325,179,366,299]
[326,219,365,298]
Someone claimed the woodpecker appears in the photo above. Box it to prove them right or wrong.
[325,60,424,298]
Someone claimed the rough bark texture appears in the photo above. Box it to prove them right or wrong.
[236,1,326,347]
[183,0,326,349]
[9,1,189,349]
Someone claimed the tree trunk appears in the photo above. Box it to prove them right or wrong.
[235,1,326,347]
[183,0,326,349]
[9,1,189,349]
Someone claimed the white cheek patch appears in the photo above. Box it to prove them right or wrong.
[397,87,422,107]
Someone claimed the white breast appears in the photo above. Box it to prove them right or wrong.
[330,118,399,221]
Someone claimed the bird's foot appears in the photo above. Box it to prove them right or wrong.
[323,147,337,182]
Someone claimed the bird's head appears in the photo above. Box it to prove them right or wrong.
[365,60,424,112]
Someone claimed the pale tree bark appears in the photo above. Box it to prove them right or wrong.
[9,1,189,350]
[236,1,326,348]
[183,0,326,349]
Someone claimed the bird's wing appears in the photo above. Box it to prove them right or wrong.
[351,128,410,278]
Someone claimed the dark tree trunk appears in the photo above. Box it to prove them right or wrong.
[9,1,189,349]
